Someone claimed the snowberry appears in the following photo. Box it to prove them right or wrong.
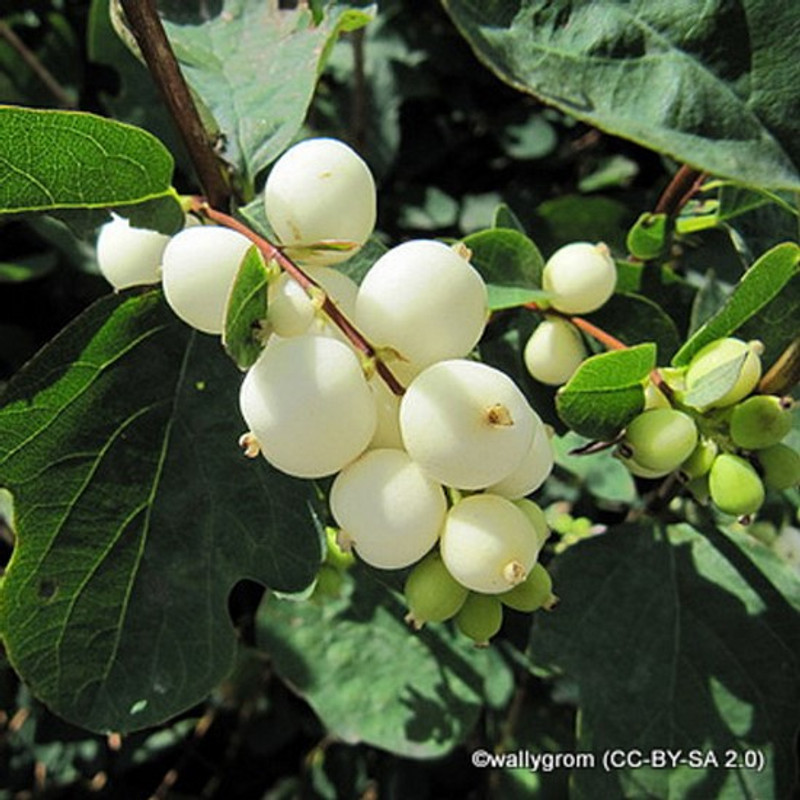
[514,499,551,548]
[400,359,536,490]
[729,395,793,450]
[239,335,376,478]
[96,213,170,289]
[355,240,488,370]
[486,420,553,499]
[264,137,376,265]
[623,408,698,476]
[499,563,555,612]
[542,241,617,314]
[161,225,253,334]
[680,437,718,479]
[455,593,503,646]
[523,317,587,386]
[708,453,765,517]
[755,444,800,491]
[684,337,762,409]
[330,448,446,570]
[404,551,468,629]
[440,494,540,594]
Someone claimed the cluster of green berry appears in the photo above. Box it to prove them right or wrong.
[618,337,799,518]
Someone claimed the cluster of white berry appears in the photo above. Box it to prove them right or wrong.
[523,242,617,386]
[95,137,557,645]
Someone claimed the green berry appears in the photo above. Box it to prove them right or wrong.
[680,437,718,479]
[729,395,793,450]
[455,594,503,646]
[624,408,699,474]
[685,338,762,409]
[499,563,555,612]
[404,551,469,629]
[514,499,550,548]
[313,564,345,599]
[755,443,800,491]
[709,453,765,517]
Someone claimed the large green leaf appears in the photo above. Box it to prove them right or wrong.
[531,522,800,799]
[0,291,320,734]
[257,568,513,758]
[442,0,800,190]
[0,106,182,233]
[161,0,374,187]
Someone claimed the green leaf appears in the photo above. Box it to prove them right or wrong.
[533,195,632,254]
[625,212,668,261]
[442,0,800,190]
[682,350,747,410]
[556,344,656,440]
[162,1,375,187]
[487,284,549,312]
[672,242,800,366]
[257,568,513,757]
[531,522,800,799]
[0,254,57,283]
[223,245,271,369]
[462,227,545,291]
[0,291,320,734]
[0,106,181,233]
[493,203,527,234]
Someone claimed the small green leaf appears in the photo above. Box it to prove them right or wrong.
[681,350,747,410]
[493,203,527,234]
[556,344,656,440]
[0,106,181,232]
[626,212,668,260]
[673,242,800,366]
[223,245,271,369]
[257,568,513,757]
[463,227,545,290]
[0,255,57,283]
[487,284,549,311]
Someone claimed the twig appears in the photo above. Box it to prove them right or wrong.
[118,0,231,210]
[759,336,800,396]
[0,20,76,108]
[191,199,406,396]
[654,164,707,217]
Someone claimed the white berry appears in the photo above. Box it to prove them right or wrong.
[330,449,446,570]
[239,335,376,478]
[264,137,376,265]
[161,225,253,334]
[440,494,541,593]
[400,359,535,490]
[96,213,169,289]
[355,239,488,370]
[487,419,554,499]
[523,317,587,385]
[542,241,617,314]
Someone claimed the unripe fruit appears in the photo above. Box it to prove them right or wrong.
[162,226,253,334]
[404,551,468,628]
[684,337,762,409]
[487,422,553,499]
[440,494,540,594]
[355,240,488,370]
[400,359,535,490]
[709,453,765,517]
[616,449,672,479]
[541,241,617,314]
[239,336,376,478]
[514,499,550,548]
[264,137,376,265]
[499,563,555,612]
[680,437,718,479]
[330,449,446,570]
[643,379,672,410]
[96,213,169,289]
[729,395,793,450]
[455,594,503,646]
[523,317,587,386]
[268,266,358,338]
[755,443,800,491]
[623,408,698,474]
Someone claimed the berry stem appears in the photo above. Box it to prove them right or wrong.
[654,165,708,217]
[191,199,406,396]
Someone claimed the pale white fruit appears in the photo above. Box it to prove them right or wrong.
[268,266,358,339]
[542,241,617,314]
[355,240,489,370]
[440,494,540,594]
[400,359,535,490]
[330,448,446,569]
[161,226,253,334]
[487,419,554,499]
[96,213,170,289]
[264,137,376,265]
[239,335,376,478]
[523,317,587,385]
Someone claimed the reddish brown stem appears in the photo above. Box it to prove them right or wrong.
[191,199,406,395]
[568,315,627,351]
[654,165,707,217]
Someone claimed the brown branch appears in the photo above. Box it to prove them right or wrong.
[191,199,406,395]
[118,0,231,210]
[0,20,76,108]
[654,164,707,217]
[759,336,800,396]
